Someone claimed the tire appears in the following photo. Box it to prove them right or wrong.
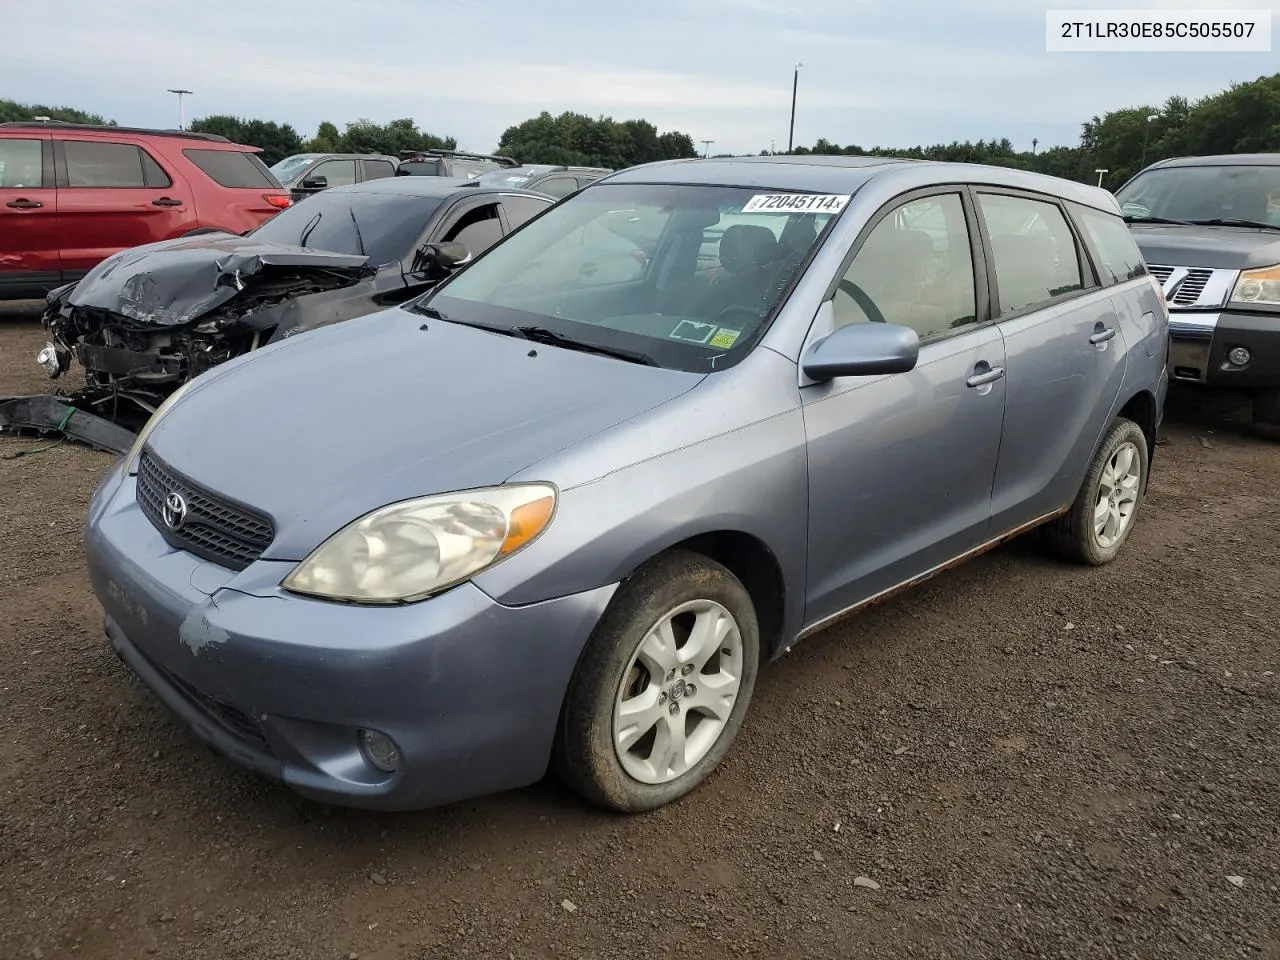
[1253,388,1280,441]
[552,550,760,813]
[1044,417,1149,565]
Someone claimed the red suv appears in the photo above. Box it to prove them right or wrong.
[0,122,292,300]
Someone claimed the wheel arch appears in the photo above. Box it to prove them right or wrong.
[1116,388,1158,461]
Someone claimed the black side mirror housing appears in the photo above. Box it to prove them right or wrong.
[300,176,328,190]
[801,319,920,381]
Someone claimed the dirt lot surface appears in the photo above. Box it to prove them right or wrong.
[2,307,1278,960]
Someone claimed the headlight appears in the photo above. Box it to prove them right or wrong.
[1230,264,1280,307]
[122,378,199,474]
[282,484,557,604]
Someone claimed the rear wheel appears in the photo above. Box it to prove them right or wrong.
[553,551,760,813]
[1044,417,1149,565]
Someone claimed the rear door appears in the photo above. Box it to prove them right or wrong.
[976,189,1129,532]
[54,137,190,276]
[0,133,60,295]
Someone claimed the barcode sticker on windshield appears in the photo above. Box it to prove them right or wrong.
[742,193,850,214]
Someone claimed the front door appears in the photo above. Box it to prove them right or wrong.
[801,190,1007,627]
[0,134,60,296]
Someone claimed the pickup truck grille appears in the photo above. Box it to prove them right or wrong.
[136,452,274,571]
[1147,265,1234,308]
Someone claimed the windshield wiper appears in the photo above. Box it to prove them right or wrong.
[1123,215,1194,226]
[348,206,366,256]
[1185,218,1280,232]
[411,302,451,320]
[509,325,657,366]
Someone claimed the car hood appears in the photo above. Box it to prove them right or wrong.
[145,308,704,559]
[1127,224,1280,270]
[65,234,373,326]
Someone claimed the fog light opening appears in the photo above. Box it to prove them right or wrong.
[1227,346,1251,367]
[359,729,401,773]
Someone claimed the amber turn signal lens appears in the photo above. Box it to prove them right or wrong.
[501,496,555,554]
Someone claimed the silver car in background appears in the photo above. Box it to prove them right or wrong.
[84,156,1169,814]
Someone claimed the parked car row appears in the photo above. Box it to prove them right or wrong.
[71,153,1173,817]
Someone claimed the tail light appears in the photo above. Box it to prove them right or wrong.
[264,194,292,209]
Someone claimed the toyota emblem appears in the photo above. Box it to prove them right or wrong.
[161,491,189,531]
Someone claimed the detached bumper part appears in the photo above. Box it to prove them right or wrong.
[0,394,136,455]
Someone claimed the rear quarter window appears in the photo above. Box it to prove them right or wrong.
[183,149,280,188]
[1071,203,1148,285]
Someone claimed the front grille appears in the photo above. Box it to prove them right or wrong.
[1147,265,1220,307]
[151,657,272,753]
[137,452,274,571]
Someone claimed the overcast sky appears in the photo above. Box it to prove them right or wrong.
[4,0,1278,155]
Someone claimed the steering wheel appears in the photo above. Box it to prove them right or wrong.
[837,279,886,323]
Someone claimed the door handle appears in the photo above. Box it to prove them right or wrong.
[966,366,1005,388]
[152,197,184,207]
[1089,327,1116,345]
[6,198,42,209]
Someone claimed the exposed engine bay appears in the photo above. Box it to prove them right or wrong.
[7,236,377,440]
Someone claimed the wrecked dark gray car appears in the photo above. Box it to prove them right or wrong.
[26,176,555,431]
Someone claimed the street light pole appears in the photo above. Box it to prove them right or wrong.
[1095,168,1108,188]
[1140,113,1158,168]
[787,62,803,153]
[700,140,714,158]
[167,89,193,131]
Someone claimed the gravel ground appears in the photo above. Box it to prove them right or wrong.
[2,307,1278,960]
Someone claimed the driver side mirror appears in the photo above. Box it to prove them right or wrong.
[300,175,328,190]
[413,241,473,275]
[801,320,920,381]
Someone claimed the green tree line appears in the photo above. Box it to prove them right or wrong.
[4,71,1277,182]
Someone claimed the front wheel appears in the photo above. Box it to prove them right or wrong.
[552,551,760,813]
[1044,417,1149,565]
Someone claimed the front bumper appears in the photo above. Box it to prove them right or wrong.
[86,467,616,811]
[1168,309,1280,390]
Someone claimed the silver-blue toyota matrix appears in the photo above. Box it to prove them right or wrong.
[85,156,1169,813]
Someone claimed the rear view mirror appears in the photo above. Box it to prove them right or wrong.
[300,176,328,190]
[801,321,919,381]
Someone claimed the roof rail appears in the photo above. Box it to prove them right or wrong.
[0,120,232,143]
[398,148,519,167]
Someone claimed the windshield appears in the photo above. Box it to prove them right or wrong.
[1116,164,1280,226]
[269,155,317,184]
[476,168,539,189]
[424,183,842,372]
[249,191,442,265]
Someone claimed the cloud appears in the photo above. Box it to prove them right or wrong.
[3,0,1277,154]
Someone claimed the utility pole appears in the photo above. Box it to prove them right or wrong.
[770,139,776,155]
[788,62,803,153]
[167,89,193,131]
[700,140,714,158]
[1140,112,1158,168]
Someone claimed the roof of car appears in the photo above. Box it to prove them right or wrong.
[604,155,1118,211]
[1144,153,1280,168]
[318,176,553,200]
[0,121,233,144]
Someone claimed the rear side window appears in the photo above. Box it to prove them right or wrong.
[977,193,1084,315]
[1073,205,1148,285]
[182,148,279,188]
[0,138,45,188]
[364,159,396,180]
[62,141,170,188]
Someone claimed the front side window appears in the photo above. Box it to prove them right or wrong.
[0,138,45,188]
[834,193,977,339]
[1115,164,1280,226]
[977,193,1084,315]
[426,183,839,372]
[309,159,356,188]
[1073,205,1147,285]
[537,177,577,198]
[249,191,442,265]
[63,141,154,188]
